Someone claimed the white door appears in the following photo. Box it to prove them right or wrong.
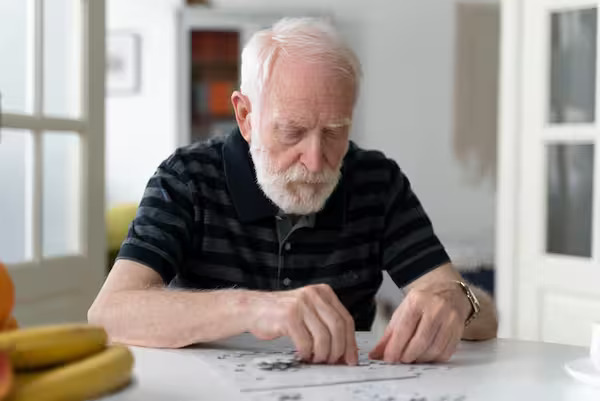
[0,0,106,326]
[499,0,600,346]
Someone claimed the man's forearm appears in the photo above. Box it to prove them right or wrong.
[88,288,256,348]
[462,286,498,341]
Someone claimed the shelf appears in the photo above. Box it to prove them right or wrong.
[190,31,239,65]
[192,114,235,121]
[191,62,238,69]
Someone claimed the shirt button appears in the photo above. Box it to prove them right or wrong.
[284,243,292,251]
[283,277,292,287]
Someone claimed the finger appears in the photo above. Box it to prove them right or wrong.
[369,325,392,360]
[316,285,358,365]
[285,318,313,362]
[401,311,441,364]
[320,287,358,365]
[312,291,347,364]
[438,324,463,362]
[416,317,452,363]
[383,305,422,363]
[302,301,332,364]
[436,310,464,363]
[345,332,359,366]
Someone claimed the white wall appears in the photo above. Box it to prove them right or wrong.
[106,0,182,207]
[106,0,498,270]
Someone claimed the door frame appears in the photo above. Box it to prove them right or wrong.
[496,0,524,339]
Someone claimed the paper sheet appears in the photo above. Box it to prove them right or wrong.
[185,334,453,394]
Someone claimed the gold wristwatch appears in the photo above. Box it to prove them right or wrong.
[454,280,481,327]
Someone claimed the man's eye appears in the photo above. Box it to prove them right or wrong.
[323,128,341,138]
[284,130,304,140]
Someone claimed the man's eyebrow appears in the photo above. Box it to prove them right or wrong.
[273,118,352,130]
[274,119,307,130]
[325,118,352,129]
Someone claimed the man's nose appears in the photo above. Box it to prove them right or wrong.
[300,134,325,173]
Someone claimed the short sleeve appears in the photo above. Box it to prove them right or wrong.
[382,161,450,287]
[116,158,195,284]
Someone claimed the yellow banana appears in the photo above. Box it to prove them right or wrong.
[8,345,134,401]
[0,324,107,370]
[12,371,44,389]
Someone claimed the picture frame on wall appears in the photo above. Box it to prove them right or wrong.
[106,32,141,95]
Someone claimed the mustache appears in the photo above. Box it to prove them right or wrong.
[249,141,342,185]
[265,162,341,184]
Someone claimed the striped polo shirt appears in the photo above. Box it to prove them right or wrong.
[117,128,450,330]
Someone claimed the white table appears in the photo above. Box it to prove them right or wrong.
[103,333,600,401]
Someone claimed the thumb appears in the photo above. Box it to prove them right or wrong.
[369,326,392,360]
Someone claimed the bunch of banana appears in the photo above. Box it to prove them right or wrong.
[0,324,134,401]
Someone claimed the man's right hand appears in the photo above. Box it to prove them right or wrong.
[246,284,358,366]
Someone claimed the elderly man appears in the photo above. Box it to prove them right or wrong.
[89,18,497,366]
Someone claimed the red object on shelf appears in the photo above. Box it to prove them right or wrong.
[191,31,239,64]
[189,31,240,140]
[209,81,233,116]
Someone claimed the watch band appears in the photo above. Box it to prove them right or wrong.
[454,280,481,327]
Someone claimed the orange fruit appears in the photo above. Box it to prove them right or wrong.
[1,316,18,331]
[0,262,15,325]
[0,352,13,399]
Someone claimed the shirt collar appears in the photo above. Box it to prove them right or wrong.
[222,127,348,227]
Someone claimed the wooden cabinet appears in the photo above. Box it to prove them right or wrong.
[189,30,239,141]
[178,9,285,145]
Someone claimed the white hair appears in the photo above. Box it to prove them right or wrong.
[240,17,362,111]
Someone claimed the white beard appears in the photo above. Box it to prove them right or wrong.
[249,133,342,215]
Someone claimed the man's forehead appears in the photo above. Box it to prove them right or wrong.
[265,62,355,107]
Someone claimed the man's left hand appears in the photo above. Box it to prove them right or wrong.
[369,281,471,364]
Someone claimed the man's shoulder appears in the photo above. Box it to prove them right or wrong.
[345,141,401,178]
[160,135,227,177]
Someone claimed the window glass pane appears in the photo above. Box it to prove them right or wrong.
[0,1,32,114]
[546,144,594,257]
[549,8,597,124]
[44,0,81,117]
[0,130,33,264]
[43,132,81,258]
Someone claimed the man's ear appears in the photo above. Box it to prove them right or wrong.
[231,91,253,143]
